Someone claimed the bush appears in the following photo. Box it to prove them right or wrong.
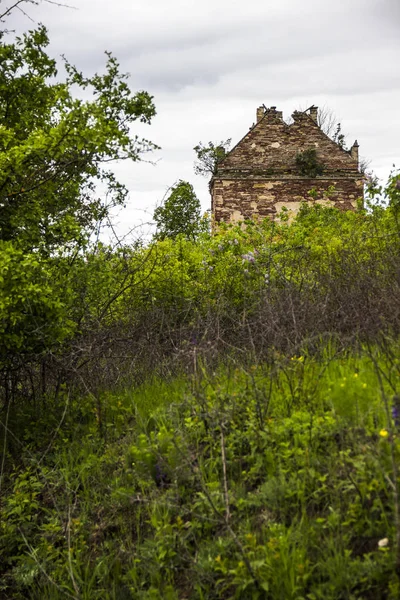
[295,148,324,177]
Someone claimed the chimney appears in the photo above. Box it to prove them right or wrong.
[309,106,318,124]
[256,106,265,122]
[350,140,359,164]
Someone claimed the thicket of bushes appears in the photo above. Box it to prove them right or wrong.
[2,186,399,413]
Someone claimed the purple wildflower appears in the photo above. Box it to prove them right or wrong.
[154,462,169,488]
[242,252,255,263]
[392,396,400,428]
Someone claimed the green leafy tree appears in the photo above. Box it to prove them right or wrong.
[193,139,231,178]
[331,122,346,150]
[0,25,158,255]
[153,180,206,240]
[0,24,158,386]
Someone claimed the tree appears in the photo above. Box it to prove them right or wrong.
[331,122,346,149]
[0,23,158,388]
[324,117,371,175]
[153,181,206,240]
[0,25,158,255]
[193,139,231,178]
[315,105,340,139]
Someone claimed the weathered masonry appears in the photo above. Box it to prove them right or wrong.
[211,105,364,223]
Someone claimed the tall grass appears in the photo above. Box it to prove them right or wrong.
[1,343,399,598]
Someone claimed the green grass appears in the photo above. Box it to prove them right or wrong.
[1,344,400,599]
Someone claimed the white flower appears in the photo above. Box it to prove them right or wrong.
[378,538,389,548]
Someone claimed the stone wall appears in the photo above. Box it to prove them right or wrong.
[212,177,364,223]
[211,106,364,224]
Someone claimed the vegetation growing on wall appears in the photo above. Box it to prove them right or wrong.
[295,148,325,177]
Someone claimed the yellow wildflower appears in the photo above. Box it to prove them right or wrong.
[379,429,389,438]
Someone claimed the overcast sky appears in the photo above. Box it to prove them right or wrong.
[7,0,400,239]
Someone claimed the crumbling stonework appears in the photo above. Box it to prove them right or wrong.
[211,106,364,223]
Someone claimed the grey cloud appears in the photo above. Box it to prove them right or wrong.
[12,0,399,94]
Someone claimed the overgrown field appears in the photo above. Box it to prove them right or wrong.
[2,178,400,598]
[1,347,400,599]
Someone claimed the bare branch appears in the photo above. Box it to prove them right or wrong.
[0,0,76,23]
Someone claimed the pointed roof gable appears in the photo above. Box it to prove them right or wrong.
[217,106,359,175]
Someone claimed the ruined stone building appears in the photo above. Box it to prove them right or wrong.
[211,105,364,223]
